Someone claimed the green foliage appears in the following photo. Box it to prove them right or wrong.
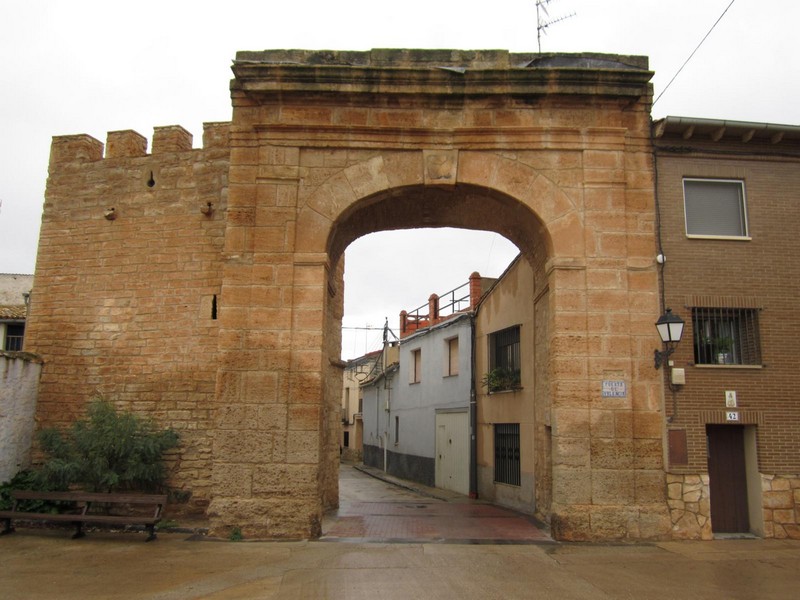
[229,526,243,542]
[481,367,521,393]
[0,470,63,513]
[36,399,179,493]
[156,519,180,530]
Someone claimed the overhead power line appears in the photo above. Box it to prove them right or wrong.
[653,0,736,108]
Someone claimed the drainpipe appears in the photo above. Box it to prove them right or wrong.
[469,315,478,499]
[383,365,392,473]
[383,433,388,472]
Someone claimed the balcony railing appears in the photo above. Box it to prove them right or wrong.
[400,281,471,337]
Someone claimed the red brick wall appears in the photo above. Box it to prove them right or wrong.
[657,148,800,474]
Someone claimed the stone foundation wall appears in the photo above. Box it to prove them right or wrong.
[666,473,712,540]
[667,472,800,540]
[341,447,362,463]
[762,474,800,539]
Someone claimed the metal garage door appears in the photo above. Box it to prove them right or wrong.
[435,410,469,495]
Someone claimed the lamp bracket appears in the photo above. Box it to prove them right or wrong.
[654,345,676,370]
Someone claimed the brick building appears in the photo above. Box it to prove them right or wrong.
[654,116,800,539]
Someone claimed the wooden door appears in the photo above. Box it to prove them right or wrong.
[707,425,749,533]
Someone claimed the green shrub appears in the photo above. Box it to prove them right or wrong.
[481,367,521,393]
[36,399,179,493]
[0,470,63,513]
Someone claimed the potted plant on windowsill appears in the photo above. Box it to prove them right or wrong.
[713,336,733,364]
[481,367,521,393]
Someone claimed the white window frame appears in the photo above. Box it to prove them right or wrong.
[445,336,459,377]
[410,348,421,384]
[683,178,750,240]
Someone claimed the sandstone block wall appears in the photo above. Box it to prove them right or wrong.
[27,122,230,514]
[220,49,667,540]
[28,49,681,540]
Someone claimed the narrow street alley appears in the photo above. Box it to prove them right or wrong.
[322,463,551,543]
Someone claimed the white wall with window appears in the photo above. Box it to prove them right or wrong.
[361,313,472,489]
[445,336,459,376]
[410,348,422,383]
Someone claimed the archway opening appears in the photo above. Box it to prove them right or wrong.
[325,184,554,527]
[340,227,519,360]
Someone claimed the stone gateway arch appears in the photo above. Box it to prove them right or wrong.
[27,49,669,540]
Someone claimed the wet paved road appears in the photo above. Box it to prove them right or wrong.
[3,465,800,598]
[322,464,551,543]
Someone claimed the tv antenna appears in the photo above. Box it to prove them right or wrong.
[536,0,576,53]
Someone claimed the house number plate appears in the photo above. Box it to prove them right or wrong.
[726,411,740,422]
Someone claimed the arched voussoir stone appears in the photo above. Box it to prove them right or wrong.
[457,151,581,260]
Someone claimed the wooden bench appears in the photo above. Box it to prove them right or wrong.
[0,490,167,542]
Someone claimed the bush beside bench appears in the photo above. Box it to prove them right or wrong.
[0,490,167,542]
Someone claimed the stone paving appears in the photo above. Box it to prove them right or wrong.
[2,466,800,598]
[2,528,800,599]
[321,464,551,543]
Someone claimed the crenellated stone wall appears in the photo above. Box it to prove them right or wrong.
[27,122,230,516]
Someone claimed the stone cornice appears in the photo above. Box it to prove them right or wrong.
[231,50,653,101]
[240,124,630,150]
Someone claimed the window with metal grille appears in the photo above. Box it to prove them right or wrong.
[487,326,520,391]
[683,179,748,238]
[3,323,24,351]
[494,423,521,486]
[692,307,761,365]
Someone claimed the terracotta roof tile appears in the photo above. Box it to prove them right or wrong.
[0,305,26,319]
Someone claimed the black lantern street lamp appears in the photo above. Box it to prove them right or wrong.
[654,308,685,369]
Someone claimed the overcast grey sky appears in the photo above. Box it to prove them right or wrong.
[1,0,797,358]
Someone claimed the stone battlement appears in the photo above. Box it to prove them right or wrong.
[49,122,231,165]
